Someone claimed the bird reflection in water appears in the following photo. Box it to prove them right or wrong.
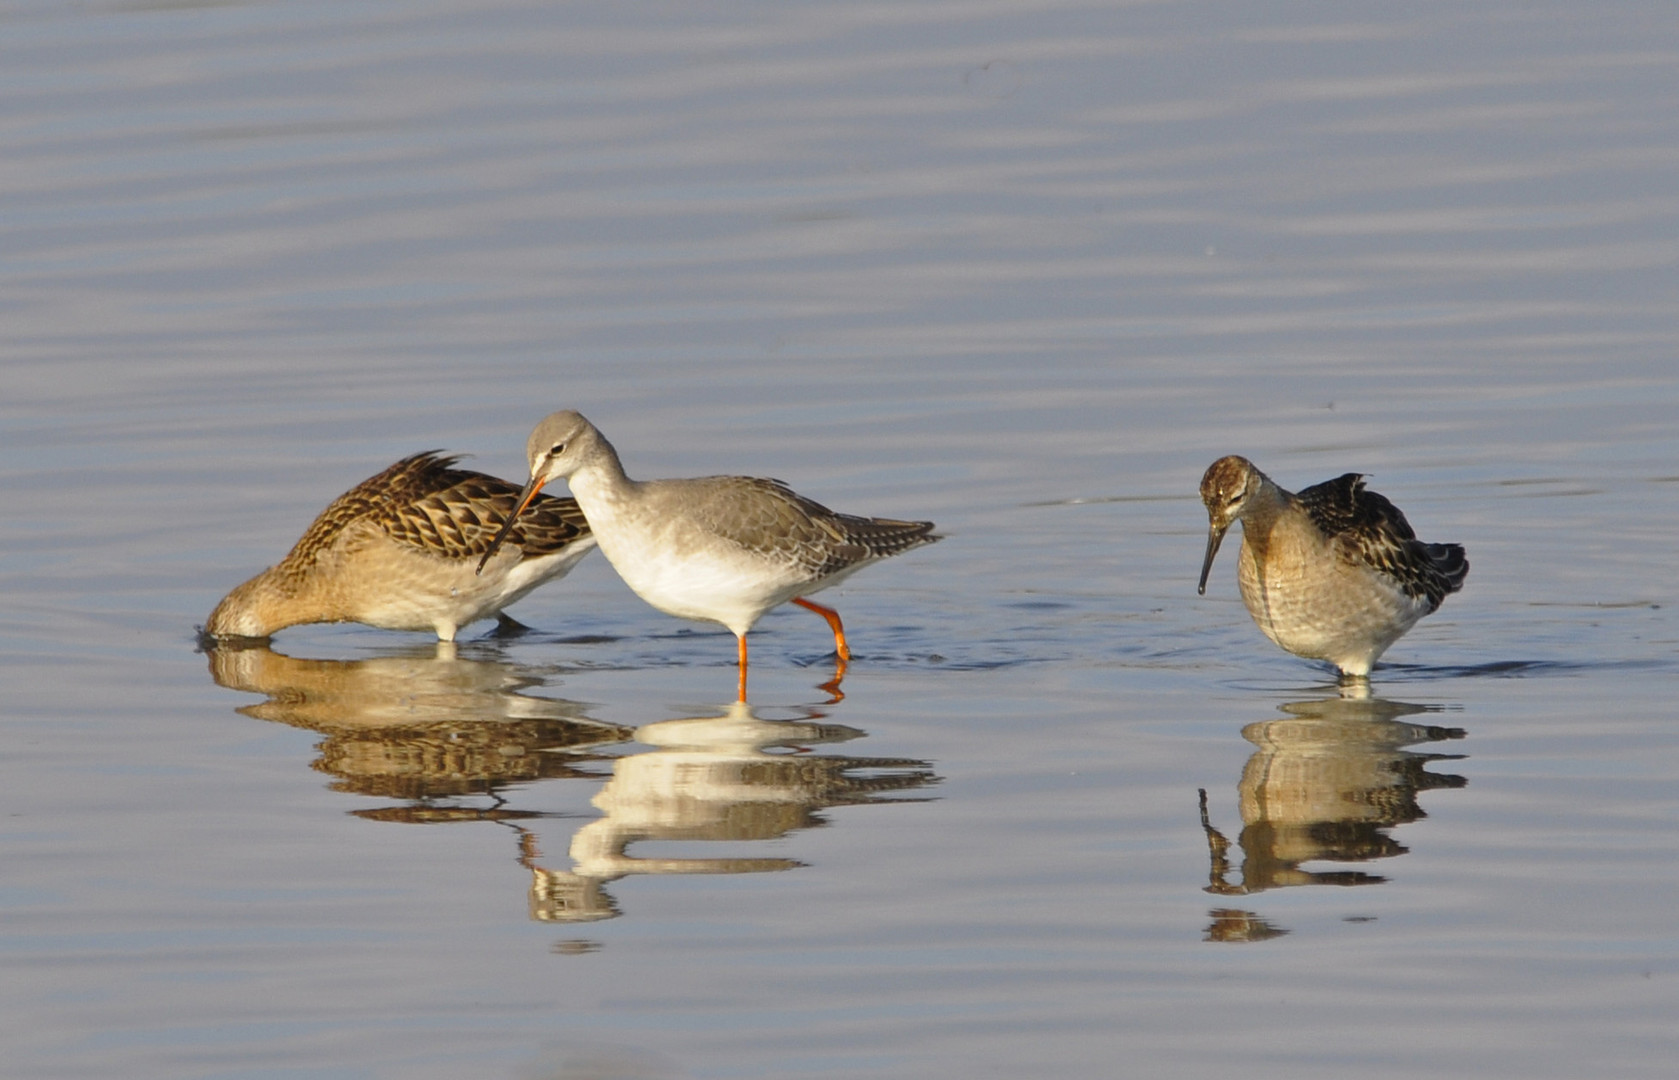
[1197,686,1467,943]
[520,700,939,923]
[204,639,628,800]
[204,642,938,929]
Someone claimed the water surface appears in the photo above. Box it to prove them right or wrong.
[3,2,1678,1078]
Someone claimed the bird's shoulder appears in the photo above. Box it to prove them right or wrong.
[1297,473,1465,607]
[290,451,587,564]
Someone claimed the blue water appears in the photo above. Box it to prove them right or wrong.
[3,2,1678,1078]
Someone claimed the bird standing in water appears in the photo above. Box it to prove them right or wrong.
[1197,455,1466,678]
[205,451,595,642]
[477,411,939,700]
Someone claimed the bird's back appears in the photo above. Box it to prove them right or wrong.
[289,451,590,568]
[1295,472,1466,611]
[651,474,938,580]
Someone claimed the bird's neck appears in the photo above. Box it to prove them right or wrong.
[210,563,339,638]
[566,436,638,513]
[1240,476,1290,534]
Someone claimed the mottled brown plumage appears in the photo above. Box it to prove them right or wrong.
[205,451,595,641]
[1293,473,1466,609]
[1198,455,1466,677]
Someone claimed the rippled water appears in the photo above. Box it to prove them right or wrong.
[4,2,1678,1078]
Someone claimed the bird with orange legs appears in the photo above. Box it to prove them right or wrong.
[477,411,939,700]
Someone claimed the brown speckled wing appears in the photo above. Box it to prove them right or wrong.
[286,452,589,567]
[1296,473,1466,608]
[380,454,590,559]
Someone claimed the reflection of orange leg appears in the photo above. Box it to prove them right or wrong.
[792,597,850,661]
[736,633,749,702]
[815,654,848,702]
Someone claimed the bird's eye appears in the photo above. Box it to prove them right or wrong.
[550,443,565,455]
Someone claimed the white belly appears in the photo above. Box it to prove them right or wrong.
[580,495,806,637]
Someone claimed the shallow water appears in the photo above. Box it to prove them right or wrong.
[4,2,1678,1078]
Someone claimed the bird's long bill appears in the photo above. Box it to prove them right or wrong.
[1197,522,1228,595]
[475,473,547,574]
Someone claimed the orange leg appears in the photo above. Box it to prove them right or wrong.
[792,597,851,661]
[736,633,749,702]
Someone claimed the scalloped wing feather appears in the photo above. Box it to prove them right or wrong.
[286,451,589,567]
[1296,473,1466,609]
